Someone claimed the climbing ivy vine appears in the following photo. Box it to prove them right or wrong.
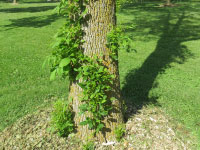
[47,0,130,134]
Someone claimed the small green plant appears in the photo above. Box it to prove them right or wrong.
[114,124,126,142]
[82,141,95,150]
[107,26,132,61]
[51,99,74,137]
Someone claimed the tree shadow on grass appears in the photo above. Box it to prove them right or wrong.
[121,7,200,120]
[3,13,60,29]
[0,5,56,13]
[121,1,161,10]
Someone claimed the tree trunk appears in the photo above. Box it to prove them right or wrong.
[13,0,17,4]
[166,0,171,5]
[69,0,123,143]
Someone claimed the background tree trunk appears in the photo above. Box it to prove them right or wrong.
[13,0,17,4]
[166,0,171,5]
[69,0,123,143]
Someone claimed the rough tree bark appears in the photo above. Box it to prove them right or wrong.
[69,0,124,143]
[166,0,171,5]
[13,0,17,4]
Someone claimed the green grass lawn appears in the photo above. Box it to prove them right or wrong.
[0,2,68,131]
[0,1,200,148]
[118,2,200,148]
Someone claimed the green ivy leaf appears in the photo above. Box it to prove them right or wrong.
[59,58,70,67]
[83,95,89,100]
[57,67,63,76]
[101,99,107,104]
[88,120,94,129]
[50,69,56,81]
[100,110,108,116]
[80,104,88,112]
[90,93,95,99]
[110,97,116,101]
[76,72,82,80]
[80,120,88,126]
[96,123,104,133]
[82,8,88,16]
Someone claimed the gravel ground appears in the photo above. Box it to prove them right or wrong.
[0,105,197,150]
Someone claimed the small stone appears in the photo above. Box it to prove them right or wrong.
[16,135,21,139]
[135,118,142,121]
[128,147,134,150]
[123,140,128,147]
[102,141,115,146]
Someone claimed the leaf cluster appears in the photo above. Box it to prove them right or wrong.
[49,21,84,81]
[51,99,74,137]
[82,140,95,150]
[114,124,126,142]
[76,57,115,133]
[107,26,132,61]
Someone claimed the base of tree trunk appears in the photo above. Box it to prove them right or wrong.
[159,3,179,7]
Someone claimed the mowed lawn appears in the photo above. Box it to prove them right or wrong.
[0,2,68,131]
[118,2,200,148]
[0,1,200,148]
